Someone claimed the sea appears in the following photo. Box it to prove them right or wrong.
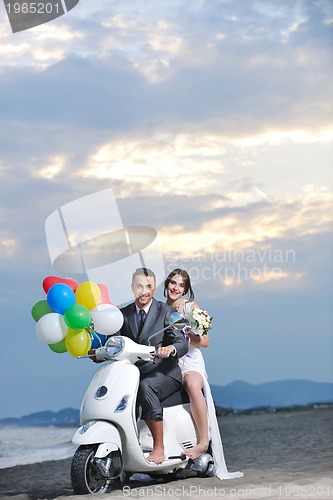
[0,426,77,469]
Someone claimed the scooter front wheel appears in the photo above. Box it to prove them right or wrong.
[71,445,119,494]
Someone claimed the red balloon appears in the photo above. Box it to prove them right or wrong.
[98,283,113,305]
[43,276,80,294]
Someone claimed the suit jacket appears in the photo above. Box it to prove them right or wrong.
[119,298,188,382]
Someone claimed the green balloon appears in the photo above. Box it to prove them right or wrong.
[64,304,91,330]
[31,300,53,322]
[49,338,67,353]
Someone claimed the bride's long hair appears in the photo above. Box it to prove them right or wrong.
[163,268,195,302]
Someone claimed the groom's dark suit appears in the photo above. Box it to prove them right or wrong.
[120,298,188,420]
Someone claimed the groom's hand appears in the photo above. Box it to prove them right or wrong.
[88,349,99,363]
[156,345,176,358]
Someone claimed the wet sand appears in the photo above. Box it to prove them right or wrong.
[1,408,332,500]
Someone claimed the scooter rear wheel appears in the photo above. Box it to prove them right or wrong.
[71,445,116,494]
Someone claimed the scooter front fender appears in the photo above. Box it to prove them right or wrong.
[72,421,122,458]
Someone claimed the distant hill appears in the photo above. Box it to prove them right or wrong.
[211,379,333,410]
[0,407,79,427]
[1,380,332,425]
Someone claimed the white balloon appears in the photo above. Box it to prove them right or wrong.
[36,313,68,344]
[90,304,124,335]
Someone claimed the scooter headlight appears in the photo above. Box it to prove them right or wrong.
[104,335,125,359]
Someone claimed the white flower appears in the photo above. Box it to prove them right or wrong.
[185,307,213,337]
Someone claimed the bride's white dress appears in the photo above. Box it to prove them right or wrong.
[179,302,243,480]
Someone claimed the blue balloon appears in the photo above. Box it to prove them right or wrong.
[47,283,75,315]
[90,331,106,348]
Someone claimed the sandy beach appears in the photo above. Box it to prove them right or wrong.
[1,408,332,500]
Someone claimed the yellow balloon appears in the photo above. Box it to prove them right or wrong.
[75,281,101,310]
[65,328,92,358]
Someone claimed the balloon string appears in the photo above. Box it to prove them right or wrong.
[85,325,103,347]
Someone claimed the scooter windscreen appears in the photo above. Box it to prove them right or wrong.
[167,311,189,330]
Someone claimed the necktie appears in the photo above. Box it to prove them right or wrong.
[138,309,146,335]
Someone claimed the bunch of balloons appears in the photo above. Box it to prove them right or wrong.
[31,276,124,358]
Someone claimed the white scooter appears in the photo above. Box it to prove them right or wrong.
[71,312,213,494]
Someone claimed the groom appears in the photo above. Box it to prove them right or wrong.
[119,267,188,464]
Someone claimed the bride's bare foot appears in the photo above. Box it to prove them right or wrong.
[183,443,208,461]
[146,448,165,464]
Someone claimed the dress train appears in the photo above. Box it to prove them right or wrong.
[202,375,243,479]
[180,302,243,480]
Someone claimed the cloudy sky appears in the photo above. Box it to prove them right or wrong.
[0,0,332,419]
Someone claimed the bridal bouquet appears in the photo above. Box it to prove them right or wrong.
[185,307,213,337]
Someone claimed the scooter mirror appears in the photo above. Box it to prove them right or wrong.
[167,311,189,330]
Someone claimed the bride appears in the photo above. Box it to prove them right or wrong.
[164,268,243,480]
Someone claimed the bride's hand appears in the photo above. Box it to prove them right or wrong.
[189,332,209,348]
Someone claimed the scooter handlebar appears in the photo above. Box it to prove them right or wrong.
[78,336,174,362]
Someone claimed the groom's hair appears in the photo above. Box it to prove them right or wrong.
[132,267,156,284]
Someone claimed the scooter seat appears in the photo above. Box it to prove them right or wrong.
[135,389,190,420]
[161,388,190,407]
